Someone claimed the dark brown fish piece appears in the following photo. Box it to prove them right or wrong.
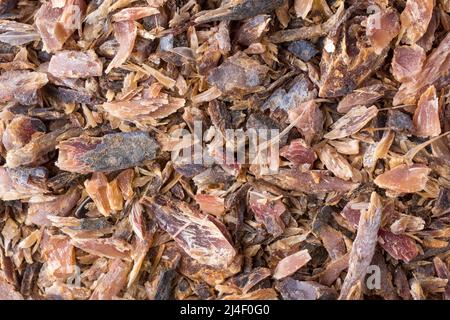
[319,18,388,98]
[47,171,80,192]
[207,52,269,96]
[197,42,222,76]
[45,85,102,105]
[147,270,177,300]
[20,262,40,297]
[287,40,319,62]
[433,188,450,216]
[160,47,196,68]
[0,0,16,14]
[0,46,34,71]
[246,112,287,146]
[148,260,180,300]
[143,3,168,29]
[387,110,413,134]
[226,267,271,294]
[236,15,271,46]
[225,183,251,242]
[367,251,398,300]
[142,195,236,268]
[269,2,346,43]
[56,131,160,174]
[433,256,450,299]
[207,100,233,135]
[394,266,412,300]
[194,0,284,23]
[246,112,282,132]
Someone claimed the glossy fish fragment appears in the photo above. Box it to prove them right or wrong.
[142,195,236,268]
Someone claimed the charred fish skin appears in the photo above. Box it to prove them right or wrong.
[57,131,160,174]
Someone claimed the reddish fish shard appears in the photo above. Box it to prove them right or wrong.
[142,195,236,268]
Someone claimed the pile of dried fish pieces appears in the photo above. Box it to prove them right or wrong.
[0,0,450,301]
